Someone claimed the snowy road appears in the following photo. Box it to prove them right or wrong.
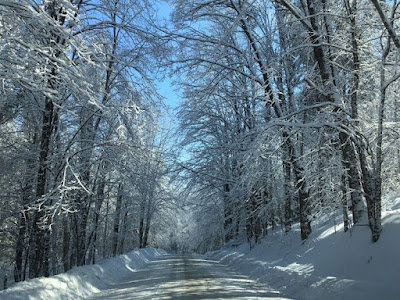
[87,255,290,299]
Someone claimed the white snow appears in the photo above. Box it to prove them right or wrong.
[203,201,400,300]
[1,202,399,299]
[0,248,166,300]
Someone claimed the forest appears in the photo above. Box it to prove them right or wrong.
[0,0,399,289]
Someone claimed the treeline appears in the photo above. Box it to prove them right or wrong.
[0,0,171,282]
[171,0,400,251]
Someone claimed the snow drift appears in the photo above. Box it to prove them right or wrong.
[0,248,166,300]
[204,203,400,300]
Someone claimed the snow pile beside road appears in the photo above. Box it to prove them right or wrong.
[205,202,400,300]
[0,248,166,300]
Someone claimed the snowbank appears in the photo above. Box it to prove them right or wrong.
[0,248,166,300]
[204,207,400,300]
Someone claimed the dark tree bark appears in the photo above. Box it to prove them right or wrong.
[119,210,129,254]
[29,97,55,278]
[341,174,350,232]
[62,215,71,272]
[112,185,123,257]
[138,199,146,248]
[283,155,293,232]
[89,179,106,264]
[223,183,233,242]
[14,213,27,282]
[14,140,36,282]
[142,213,151,249]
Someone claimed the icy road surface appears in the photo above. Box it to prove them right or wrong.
[87,255,291,299]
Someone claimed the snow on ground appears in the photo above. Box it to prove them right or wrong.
[1,202,399,300]
[204,202,400,300]
[0,248,166,300]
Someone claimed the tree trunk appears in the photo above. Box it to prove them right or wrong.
[358,155,381,242]
[340,132,367,224]
[90,179,106,264]
[283,159,292,232]
[223,183,233,242]
[112,185,123,257]
[77,206,89,266]
[14,212,26,282]
[142,213,151,248]
[245,197,254,246]
[138,198,146,248]
[103,196,110,258]
[29,97,55,278]
[26,0,73,277]
[341,174,350,232]
[50,223,58,275]
[15,133,37,282]
[285,134,311,240]
[298,186,311,240]
[62,215,71,272]
[142,193,153,248]
[119,210,129,254]
[70,214,78,268]
[344,0,368,225]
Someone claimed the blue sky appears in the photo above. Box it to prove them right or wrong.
[158,78,181,109]
[154,1,180,109]
[155,1,182,113]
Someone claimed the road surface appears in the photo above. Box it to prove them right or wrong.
[87,254,291,299]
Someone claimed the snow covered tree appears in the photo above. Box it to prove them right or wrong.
[0,0,169,281]
[171,0,400,245]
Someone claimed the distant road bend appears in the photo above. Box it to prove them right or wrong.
[87,255,291,299]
